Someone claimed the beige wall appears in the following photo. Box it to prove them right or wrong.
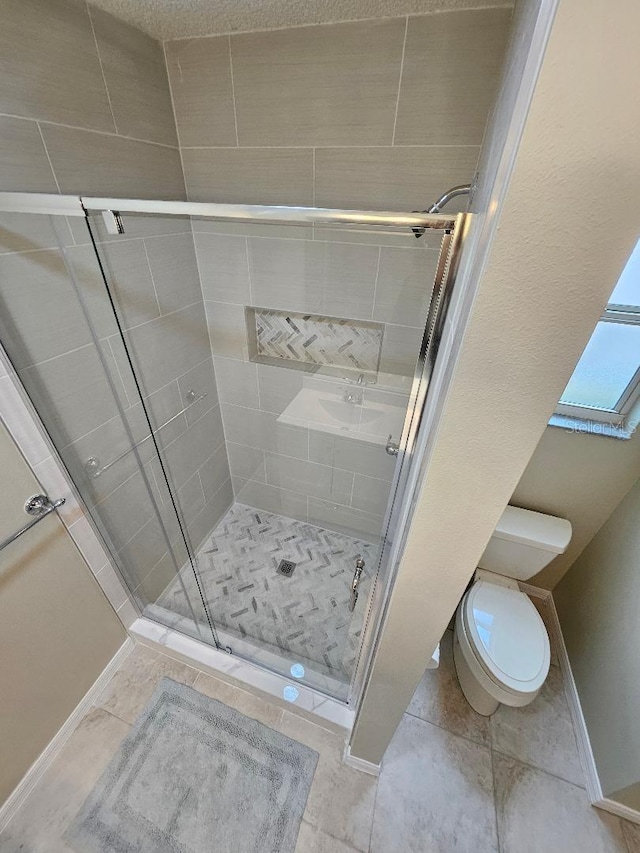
[513,421,640,588]
[350,0,640,763]
[555,475,640,809]
[0,421,124,805]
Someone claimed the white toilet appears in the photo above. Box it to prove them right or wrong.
[453,505,572,716]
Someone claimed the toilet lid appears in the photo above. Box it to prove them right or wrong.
[463,581,550,692]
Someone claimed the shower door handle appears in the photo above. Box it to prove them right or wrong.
[349,557,365,612]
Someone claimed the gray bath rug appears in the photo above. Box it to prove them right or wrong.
[66,678,318,853]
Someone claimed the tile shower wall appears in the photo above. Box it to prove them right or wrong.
[165,9,511,537]
[0,0,231,608]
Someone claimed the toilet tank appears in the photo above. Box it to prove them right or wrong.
[478,506,572,580]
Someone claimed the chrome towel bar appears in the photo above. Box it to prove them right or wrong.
[83,389,207,479]
[0,494,66,553]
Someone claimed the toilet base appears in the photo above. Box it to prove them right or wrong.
[453,628,500,716]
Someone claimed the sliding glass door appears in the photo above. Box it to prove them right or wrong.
[0,209,219,647]
[0,194,464,702]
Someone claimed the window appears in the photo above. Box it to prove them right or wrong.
[555,238,640,431]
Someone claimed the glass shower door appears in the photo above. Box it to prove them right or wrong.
[84,207,449,700]
[0,210,220,647]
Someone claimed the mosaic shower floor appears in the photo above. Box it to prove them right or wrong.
[159,503,376,681]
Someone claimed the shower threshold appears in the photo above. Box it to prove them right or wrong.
[146,502,376,703]
[130,614,355,732]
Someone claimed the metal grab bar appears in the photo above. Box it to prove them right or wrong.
[84,389,207,479]
[0,494,66,553]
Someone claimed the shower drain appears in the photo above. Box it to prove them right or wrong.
[277,559,297,577]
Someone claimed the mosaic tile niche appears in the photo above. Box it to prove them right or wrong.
[247,307,384,375]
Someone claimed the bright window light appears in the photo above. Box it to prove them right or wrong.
[555,239,640,427]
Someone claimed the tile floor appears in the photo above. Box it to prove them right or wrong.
[2,596,639,853]
[159,503,376,680]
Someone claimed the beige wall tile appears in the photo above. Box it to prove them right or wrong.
[177,358,219,426]
[163,405,225,490]
[0,211,68,253]
[145,233,202,314]
[192,217,312,241]
[256,363,304,414]
[40,124,185,198]
[194,233,251,304]
[90,6,178,146]
[351,473,392,517]
[313,224,437,250]
[165,36,237,147]
[137,547,181,601]
[0,0,114,132]
[248,237,379,320]
[205,301,249,360]
[395,10,512,146]
[226,442,266,482]
[221,403,308,459]
[379,323,423,376]
[0,249,93,368]
[231,19,405,147]
[232,477,308,522]
[119,302,211,396]
[118,517,171,586]
[89,239,160,330]
[264,452,354,504]
[95,469,157,550]
[308,431,397,482]
[199,442,232,502]
[182,148,313,205]
[213,356,259,408]
[19,345,119,447]
[373,246,440,326]
[187,476,234,548]
[0,117,58,192]
[314,146,480,211]
[308,496,382,541]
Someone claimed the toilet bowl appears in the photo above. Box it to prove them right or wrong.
[453,506,571,716]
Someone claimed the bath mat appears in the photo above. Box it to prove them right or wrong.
[66,678,318,853]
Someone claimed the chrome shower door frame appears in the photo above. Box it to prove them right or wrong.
[0,191,469,709]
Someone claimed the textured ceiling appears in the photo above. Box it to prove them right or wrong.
[87,0,512,41]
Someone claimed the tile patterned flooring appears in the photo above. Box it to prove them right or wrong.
[2,597,640,853]
[159,502,376,680]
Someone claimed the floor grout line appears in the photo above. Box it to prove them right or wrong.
[488,745,588,791]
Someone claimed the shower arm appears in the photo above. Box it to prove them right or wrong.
[413,184,471,237]
[424,184,471,214]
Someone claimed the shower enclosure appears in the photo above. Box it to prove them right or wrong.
[0,191,465,703]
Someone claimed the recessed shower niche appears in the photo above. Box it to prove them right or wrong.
[246,306,385,377]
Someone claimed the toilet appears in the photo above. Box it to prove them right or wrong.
[453,505,572,716]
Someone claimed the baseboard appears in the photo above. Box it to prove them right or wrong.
[543,594,603,802]
[543,591,640,827]
[343,743,381,777]
[0,637,134,833]
[517,580,552,600]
